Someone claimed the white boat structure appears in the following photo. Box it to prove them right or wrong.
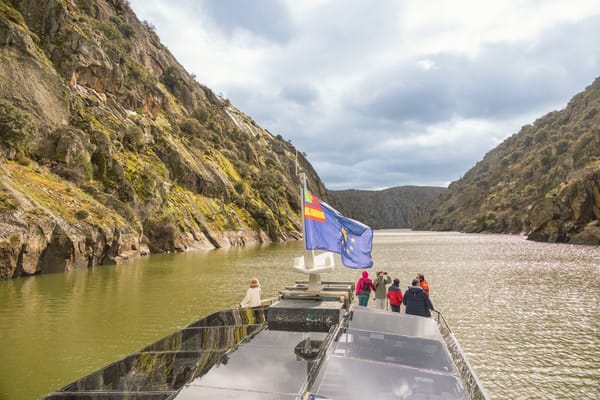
[44,174,489,399]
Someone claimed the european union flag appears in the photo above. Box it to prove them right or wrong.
[304,189,373,269]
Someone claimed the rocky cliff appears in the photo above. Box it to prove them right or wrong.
[416,77,600,245]
[0,0,326,279]
[327,186,447,229]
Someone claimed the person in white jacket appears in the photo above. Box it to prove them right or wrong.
[238,277,262,308]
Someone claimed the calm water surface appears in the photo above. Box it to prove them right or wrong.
[0,231,599,399]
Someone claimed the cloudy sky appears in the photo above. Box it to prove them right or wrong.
[128,0,600,190]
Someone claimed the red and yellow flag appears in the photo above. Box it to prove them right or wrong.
[304,190,325,222]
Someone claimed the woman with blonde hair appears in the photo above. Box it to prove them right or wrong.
[238,277,262,308]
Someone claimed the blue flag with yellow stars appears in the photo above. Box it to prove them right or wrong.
[303,188,373,269]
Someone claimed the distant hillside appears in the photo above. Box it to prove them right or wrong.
[416,77,600,245]
[327,186,447,229]
[0,0,325,279]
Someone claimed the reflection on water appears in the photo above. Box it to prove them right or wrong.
[412,234,600,400]
[0,231,599,399]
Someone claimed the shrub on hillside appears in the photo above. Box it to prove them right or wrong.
[0,99,38,159]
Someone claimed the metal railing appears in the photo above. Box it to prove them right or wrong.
[433,310,490,400]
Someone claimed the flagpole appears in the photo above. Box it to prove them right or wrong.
[299,171,307,256]
[299,171,320,291]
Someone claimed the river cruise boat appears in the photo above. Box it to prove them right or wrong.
[43,278,489,400]
[44,178,488,399]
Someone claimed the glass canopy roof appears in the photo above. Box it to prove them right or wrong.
[174,306,469,400]
[44,305,476,400]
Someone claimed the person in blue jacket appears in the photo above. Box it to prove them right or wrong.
[403,279,434,317]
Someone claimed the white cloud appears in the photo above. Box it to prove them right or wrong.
[128,0,600,190]
[416,59,437,71]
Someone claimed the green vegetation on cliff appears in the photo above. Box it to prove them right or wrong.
[0,0,324,279]
[416,77,600,245]
[327,186,447,229]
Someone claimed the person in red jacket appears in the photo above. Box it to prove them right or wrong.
[355,271,375,307]
[387,278,403,312]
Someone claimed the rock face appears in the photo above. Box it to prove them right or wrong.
[327,186,447,229]
[0,1,325,279]
[528,172,600,244]
[416,77,600,245]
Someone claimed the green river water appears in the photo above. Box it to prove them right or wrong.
[1,230,599,399]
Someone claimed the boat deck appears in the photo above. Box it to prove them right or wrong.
[44,282,487,400]
[43,301,488,400]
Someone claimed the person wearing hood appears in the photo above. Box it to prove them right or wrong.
[238,277,262,308]
[403,279,434,317]
[387,278,403,312]
[355,271,375,307]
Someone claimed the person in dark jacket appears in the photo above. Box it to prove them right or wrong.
[355,270,375,307]
[403,279,434,317]
[387,278,403,312]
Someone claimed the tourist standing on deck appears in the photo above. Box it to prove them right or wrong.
[403,279,434,317]
[416,273,430,296]
[387,278,403,312]
[374,271,392,309]
[355,271,375,307]
[238,277,262,308]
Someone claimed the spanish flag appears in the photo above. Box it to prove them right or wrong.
[304,190,325,222]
